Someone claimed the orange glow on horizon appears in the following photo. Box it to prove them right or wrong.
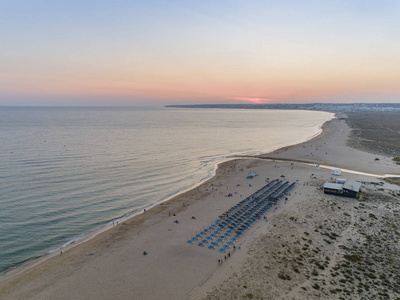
[229,97,272,104]
[2,63,400,105]
[1,1,400,105]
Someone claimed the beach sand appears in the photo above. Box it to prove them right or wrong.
[1,116,399,300]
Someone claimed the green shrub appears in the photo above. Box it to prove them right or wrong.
[343,254,362,263]
[278,271,291,280]
[312,283,320,290]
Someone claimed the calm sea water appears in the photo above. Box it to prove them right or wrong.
[0,107,333,274]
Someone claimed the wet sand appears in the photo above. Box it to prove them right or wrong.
[1,116,399,300]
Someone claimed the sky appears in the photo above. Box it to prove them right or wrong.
[1,0,399,106]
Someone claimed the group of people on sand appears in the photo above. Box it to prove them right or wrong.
[218,245,238,265]
[169,212,198,224]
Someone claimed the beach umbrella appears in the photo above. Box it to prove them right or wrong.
[217,239,223,242]
[223,245,229,249]
[231,238,237,241]
[204,229,209,232]
[208,245,215,250]
[211,242,219,246]
[196,234,201,237]
[206,236,212,240]
[192,237,198,241]
[198,242,204,246]
[211,233,216,237]
[219,248,226,253]
[202,239,208,243]
[200,231,205,235]
[187,240,193,244]
[227,241,233,245]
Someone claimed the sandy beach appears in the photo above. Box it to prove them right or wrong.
[1,115,399,300]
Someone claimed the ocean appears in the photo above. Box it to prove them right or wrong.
[0,107,333,274]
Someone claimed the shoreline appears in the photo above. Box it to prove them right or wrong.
[0,113,331,278]
[1,114,399,299]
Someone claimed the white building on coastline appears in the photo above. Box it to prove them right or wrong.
[323,179,361,198]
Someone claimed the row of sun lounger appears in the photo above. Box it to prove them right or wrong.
[187,179,295,252]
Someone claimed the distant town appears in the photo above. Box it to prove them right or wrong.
[166,103,400,112]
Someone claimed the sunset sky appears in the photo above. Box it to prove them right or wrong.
[1,0,399,106]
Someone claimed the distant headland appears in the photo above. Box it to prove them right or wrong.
[166,103,400,112]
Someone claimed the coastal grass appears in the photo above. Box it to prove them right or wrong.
[346,112,400,157]
[203,186,400,300]
[384,177,400,185]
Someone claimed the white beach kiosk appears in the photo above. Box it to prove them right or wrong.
[331,169,341,176]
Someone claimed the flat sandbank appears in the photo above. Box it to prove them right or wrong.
[258,116,399,176]
[1,116,399,300]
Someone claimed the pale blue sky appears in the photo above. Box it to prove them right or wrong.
[1,0,399,106]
